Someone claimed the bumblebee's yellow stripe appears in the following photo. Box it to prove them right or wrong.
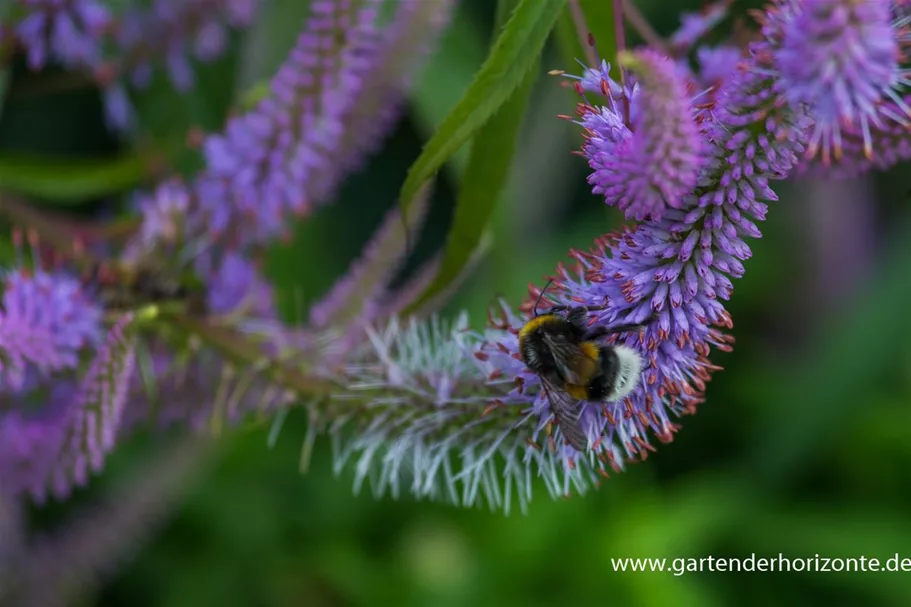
[579,341,599,360]
[518,315,557,338]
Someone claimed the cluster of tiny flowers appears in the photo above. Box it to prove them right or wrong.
[0,262,136,502]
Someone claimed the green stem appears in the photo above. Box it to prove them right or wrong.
[172,317,337,398]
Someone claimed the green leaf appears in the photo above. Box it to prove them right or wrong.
[0,152,150,203]
[397,0,567,219]
[409,6,488,171]
[402,60,538,315]
[554,0,617,80]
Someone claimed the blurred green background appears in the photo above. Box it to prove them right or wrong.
[4,0,911,605]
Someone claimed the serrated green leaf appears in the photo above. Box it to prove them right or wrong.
[397,0,567,219]
[554,0,617,79]
[410,6,488,170]
[0,152,149,203]
[402,59,538,315]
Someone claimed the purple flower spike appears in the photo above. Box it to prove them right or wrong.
[0,405,70,500]
[49,316,137,501]
[186,0,454,249]
[0,316,134,502]
[0,268,103,392]
[772,0,906,162]
[583,50,705,222]
[194,0,380,244]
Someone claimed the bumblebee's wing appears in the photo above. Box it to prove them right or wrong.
[541,375,589,451]
[540,331,598,385]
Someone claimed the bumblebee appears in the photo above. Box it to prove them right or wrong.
[518,281,645,451]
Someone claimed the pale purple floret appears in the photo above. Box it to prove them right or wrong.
[0,269,102,392]
[772,0,907,161]
[582,51,705,221]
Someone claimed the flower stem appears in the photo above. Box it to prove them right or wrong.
[568,0,598,67]
[172,317,337,398]
[613,0,630,123]
[622,0,668,52]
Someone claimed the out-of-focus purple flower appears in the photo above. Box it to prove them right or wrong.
[12,0,111,70]
[0,316,135,502]
[127,178,192,257]
[191,0,454,247]
[695,45,741,89]
[116,0,260,93]
[771,0,906,162]
[0,403,70,500]
[197,251,275,318]
[580,50,705,221]
[48,315,136,501]
[669,0,731,54]
[798,95,911,178]
[0,268,102,392]
[194,0,383,244]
